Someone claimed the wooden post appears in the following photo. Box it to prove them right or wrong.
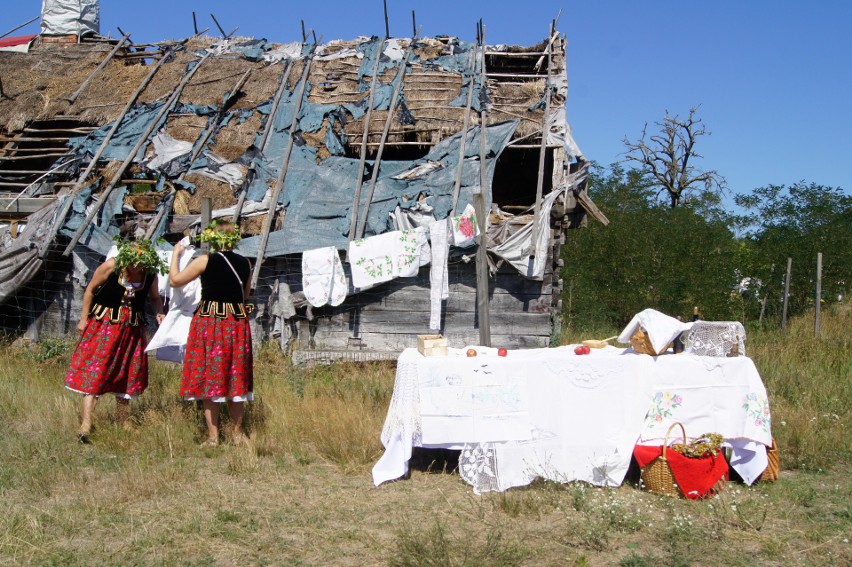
[758,263,774,325]
[781,257,792,331]
[355,35,418,239]
[63,51,213,256]
[67,32,131,105]
[347,37,385,241]
[450,47,477,216]
[233,60,295,223]
[475,30,491,348]
[529,22,555,264]
[200,198,212,252]
[814,252,822,337]
[383,0,390,39]
[250,48,317,289]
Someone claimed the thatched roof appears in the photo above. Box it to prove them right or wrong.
[0,34,563,149]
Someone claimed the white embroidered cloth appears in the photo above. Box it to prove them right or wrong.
[373,346,773,493]
[449,203,480,248]
[348,228,430,290]
[301,246,347,307]
[617,308,694,354]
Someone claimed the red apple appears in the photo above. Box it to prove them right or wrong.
[582,345,591,355]
[574,345,585,355]
[466,348,477,357]
[497,347,508,357]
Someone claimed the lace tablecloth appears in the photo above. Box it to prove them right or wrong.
[372,346,773,493]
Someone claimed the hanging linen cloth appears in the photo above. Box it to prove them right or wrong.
[145,238,202,362]
[301,246,348,307]
[450,203,480,248]
[428,219,450,330]
[348,228,430,290]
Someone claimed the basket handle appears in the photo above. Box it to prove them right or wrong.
[661,422,687,460]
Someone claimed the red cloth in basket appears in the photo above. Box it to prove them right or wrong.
[634,444,729,500]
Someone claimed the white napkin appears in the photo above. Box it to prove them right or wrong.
[617,308,694,354]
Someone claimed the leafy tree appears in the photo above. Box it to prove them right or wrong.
[562,164,741,328]
[623,106,726,208]
[734,182,852,319]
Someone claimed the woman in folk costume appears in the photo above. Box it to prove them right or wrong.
[169,220,253,447]
[65,238,167,443]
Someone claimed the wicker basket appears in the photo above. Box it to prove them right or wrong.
[640,422,686,497]
[630,327,672,356]
[758,438,780,482]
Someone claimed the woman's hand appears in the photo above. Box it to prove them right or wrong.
[76,319,87,333]
[174,241,185,256]
[156,313,166,325]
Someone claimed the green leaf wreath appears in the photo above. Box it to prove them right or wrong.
[196,220,241,252]
[112,236,168,275]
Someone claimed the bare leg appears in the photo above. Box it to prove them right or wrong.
[227,401,246,444]
[78,395,98,442]
[115,397,131,428]
[202,399,220,446]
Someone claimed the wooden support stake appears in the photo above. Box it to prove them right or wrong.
[383,0,390,39]
[67,32,131,105]
[759,263,775,325]
[41,46,173,257]
[210,13,227,37]
[355,33,419,239]
[474,32,491,347]
[0,15,39,41]
[63,51,213,256]
[250,47,317,289]
[529,22,555,265]
[233,59,295,223]
[814,252,822,337]
[781,257,792,331]
[347,37,386,241]
[450,47,478,216]
[193,12,198,35]
[200,197,212,252]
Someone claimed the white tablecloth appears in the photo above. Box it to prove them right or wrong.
[372,345,773,493]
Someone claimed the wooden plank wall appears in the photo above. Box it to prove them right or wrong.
[255,238,561,353]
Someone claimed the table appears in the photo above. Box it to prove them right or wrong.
[372,345,773,493]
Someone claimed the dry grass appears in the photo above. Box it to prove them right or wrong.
[0,308,849,565]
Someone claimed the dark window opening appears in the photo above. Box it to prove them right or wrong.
[491,146,554,211]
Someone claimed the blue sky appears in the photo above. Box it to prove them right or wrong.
[4,1,851,208]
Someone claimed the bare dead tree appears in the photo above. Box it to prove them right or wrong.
[623,106,726,208]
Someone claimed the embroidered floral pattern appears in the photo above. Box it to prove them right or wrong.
[180,314,253,399]
[645,391,683,427]
[65,309,148,396]
[742,392,771,432]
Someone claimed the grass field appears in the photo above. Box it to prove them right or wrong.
[0,306,849,565]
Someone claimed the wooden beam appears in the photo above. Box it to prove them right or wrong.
[67,32,131,105]
[233,59,295,223]
[474,29,491,348]
[354,34,419,239]
[450,47,477,216]
[529,22,555,261]
[63,51,213,256]
[41,45,173,258]
[250,47,317,290]
[347,37,386,242]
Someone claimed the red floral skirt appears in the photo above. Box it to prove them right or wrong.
[180,313,253,400]
[65,310,148,398]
